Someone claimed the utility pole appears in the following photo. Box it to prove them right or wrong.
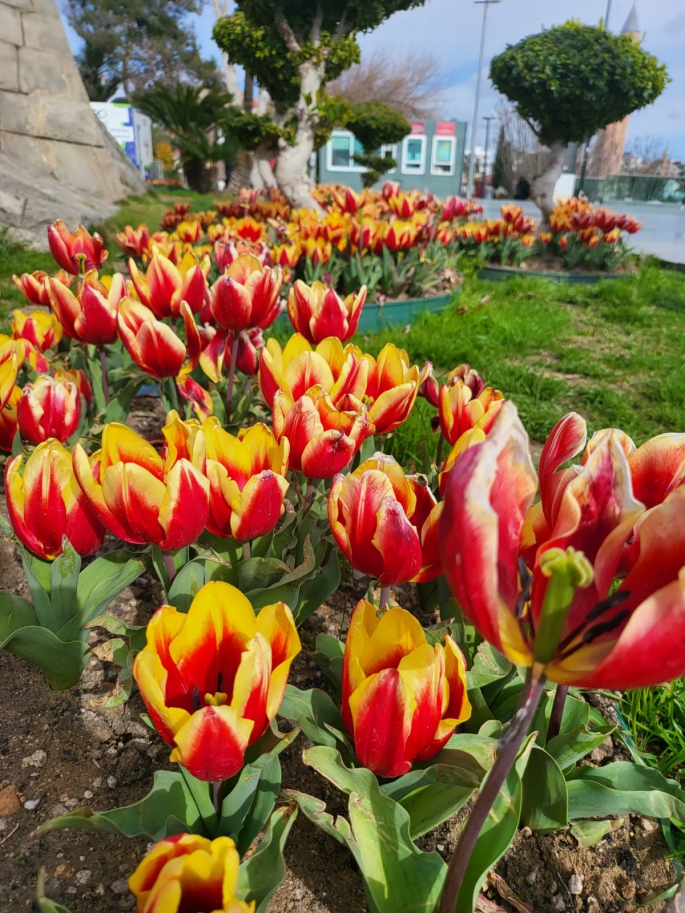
[466,0,500,198]
[482,115,494,196]
[604,0,612,28]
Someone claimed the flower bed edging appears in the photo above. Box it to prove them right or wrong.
[478,265,625,285]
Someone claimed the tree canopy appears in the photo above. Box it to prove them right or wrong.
[489,21,668,147]
[348,100,411,187]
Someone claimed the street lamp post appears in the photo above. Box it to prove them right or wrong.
[466,0,500,199]
[604,0,612,28]
[482,115,494,196]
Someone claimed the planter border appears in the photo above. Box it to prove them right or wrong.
[478,266,626,285]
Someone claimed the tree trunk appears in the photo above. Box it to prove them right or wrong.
[274,60,325,213]
[531,141,567,229]
[243,72,254,112]
[228,151,254,193]
[250,142,277,191]
[183,159,217,194]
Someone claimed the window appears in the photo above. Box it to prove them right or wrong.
[327,131,364,172]
[431,136,456,176]
[380,143,397,174]
[401,135,426,174]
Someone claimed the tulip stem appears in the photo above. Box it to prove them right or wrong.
[212,781,222,816]
[225,334,240,423]
[242,541,251,560]
[302,481,315,517]
[546,684,568,743]
[379,585,391,609]
[438,672,546,913]
[162,551,178,586]
[99,346,110,406]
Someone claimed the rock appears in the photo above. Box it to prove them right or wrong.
[22,749,47,768]
[80,709,114,743]
[67,887,77,895]
[552,897,566,911]
[641,818,656,833]
[51,804,68,817]
[104,746,119,760]
[118,897,135,911]
[569,874,583,895]
[107,776,118,789]
[75,870,91,885]
[111,879,129,894]
[24,798,40,810]
[83,790,93,799]
[93,777,103,789]
[66,799,79,809]
[0,786,20,816]
[586,897,601,913]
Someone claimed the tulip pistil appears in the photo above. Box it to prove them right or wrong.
[533,547,594,666]
[205,692,228,707]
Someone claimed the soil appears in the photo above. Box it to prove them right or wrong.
[0,399,676,911]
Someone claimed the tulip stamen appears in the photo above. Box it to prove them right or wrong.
[555,589,632,656]
[554,609,631,664]
[515,558,533,619]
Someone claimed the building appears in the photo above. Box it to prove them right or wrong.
[318,119,468,196]
[588,4,641,179]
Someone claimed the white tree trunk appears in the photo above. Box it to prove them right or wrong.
[250,143,277,190]
[274,61,325,213]
[531,141,567,228]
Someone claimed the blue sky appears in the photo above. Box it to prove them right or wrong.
[59,0,685,160]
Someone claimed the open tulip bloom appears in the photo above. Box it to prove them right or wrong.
[437,401,685,911]
[117,298,201,380]
[133,581,300,781]
[50,270,126,345]
[287,280,366,344]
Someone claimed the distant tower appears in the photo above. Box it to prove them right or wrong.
[587,4,641,178]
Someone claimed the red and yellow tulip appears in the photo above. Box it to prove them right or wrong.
[287,281,366,345]
[73,422,209,550]
[128,833,253,913]
[6,439,105,559]
[12,270,72,306]
[438,367,504,446]
[0,351,19,411]
[0,385,20,453]
[273,385,370,479]
[364,344,420,435]
[440,401,685,689]
[12,309,62,352]
[117,298,201,380]
[209,255,283,332]
[133,581,300,781]
[116,224,151,260]
[53,367,93,407]
[175,375,214,420]
[17,374,81,445]
[129,251,210,318]
[50,270,126,345]
[329,453,442,585]
[341,599,471,778]
[47,220,108,275]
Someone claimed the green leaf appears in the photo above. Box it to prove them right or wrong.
[49,539,81,634]
[466,643,513,690]
[237,806,298,913]
[303,746,447,913]
[86,613,147,652]
[381,763,480,840]
[38,770,207,840]
[238,556,290,592]
[570,818,624,847]
[455,734,536,913]
[103,378,143,423]
[311,632,344,695]
[278,686,350,756]
[567,762,685,821]
[521,745,568,833]
[287,790,346,846]
[430,732,500,780]
[546,720,613,775]
[37,868,73,913]
[0,590,37,640]
[22,551,58,632]
[168,559,208,613]
[0,624,89,690]
[294,546,340,626]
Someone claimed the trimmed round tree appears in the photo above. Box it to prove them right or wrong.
[489,21,667,226]
[348,101,411,188]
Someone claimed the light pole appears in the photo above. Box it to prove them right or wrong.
[466,0,500,199]
[481,115,494,195]
[604,0,612,28]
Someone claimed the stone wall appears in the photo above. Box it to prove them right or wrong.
[0,0,145,247]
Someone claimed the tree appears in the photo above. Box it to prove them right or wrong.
[67,0,220,101]
[134,84,238,192]
[489,21,667,225]
[213,1,428,210]
[77,43,121,102]
[347,101,411,188]
[329,47,443,120]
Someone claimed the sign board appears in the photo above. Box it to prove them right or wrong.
[436,121,456,136]
[410,121,425,135]
[90,102,154,175]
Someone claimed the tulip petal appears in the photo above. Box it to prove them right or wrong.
[229,470,288,542]
[398,643,444,762]
[256,601,301,721]
[628,433,685,508]
[102,462,167,544]
[231,631,271,743]
[134,649,191,745]
[72,444,133,542]
[349,668,414,778]
[171,703,253,781]
[371,497,423,585]
[157,458,209,551]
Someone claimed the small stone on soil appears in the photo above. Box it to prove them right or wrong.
[107,776,118,789]
[23,798,40,810]
[569,874,583,895]
[552,897,566,911]
[0,785,21,816]
[111,879,129,894]
[75,870,91,885]
[21,750,47,768]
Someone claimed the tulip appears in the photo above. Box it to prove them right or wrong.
[341,599,471,778]
[0,352,19,411]
[388,192,420,219]
[117,298,201,380]
[175,220,203,244]
[50,270,126,345]
[0,383,20,452]
[176,375,214,419]
[73,421,209,550]
[272,243,301,269]
[129,251,210,318]
[287,281,366,345]
[214,238,270,272]
[302,237,333,266]
[442,196,469,221]
[209,255,283,332]
[233,216,264,242]
[200,417,289,541]
[6,439,105,559]
[331,186,361,214]
[417,361,440,408]
[133,581,300,780]
[0,335,47,374]
[438,371,504,446]
[53,368,93,407]
[273,385,370,479]
[382,180,400,201]
[329,453,442,586]
[47,220,107,275]
[12,270,70,306]
[116,224,151,260]
[364,344,420,435]
[12,309,62,352]
[17,375,81,445]
[384,221,418,251]
[231,328,264,378]
[128,833,253,913]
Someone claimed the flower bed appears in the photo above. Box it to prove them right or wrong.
[0,196,682,913]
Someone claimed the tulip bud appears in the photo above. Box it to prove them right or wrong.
[6,439,105,559]
[47,220,107,275]
[287,281,366,345]
[53,368,93,407]
[129,251,209,318]
[12,309,62,352]
[17,375,81,445]
[12,270,51,306]
[0,385,21,453]
[50,270,124,345]
[117,298,201,380]
[364,344,420,435]
[342,599,471,778]
[210,255,283,332]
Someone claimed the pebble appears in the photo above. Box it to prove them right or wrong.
[24,798,41,811]
[80,709,114,743]
[111,879,129,894]
[50,805,68,817]
[437,844,445,852]
[520,826,532,838]
[75,870,91,885]
[83,790,94,799]
[642,818,656,833]
[22,750,47,769]
[552,897,566,911]
[93,777,103,789]
[66,798,79,809]
[586,897,601,913]
[569,874,583,895]
[0,785,21,816]
[107,776,118,789]
[105,746,119,760]
[67,887,77,895]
